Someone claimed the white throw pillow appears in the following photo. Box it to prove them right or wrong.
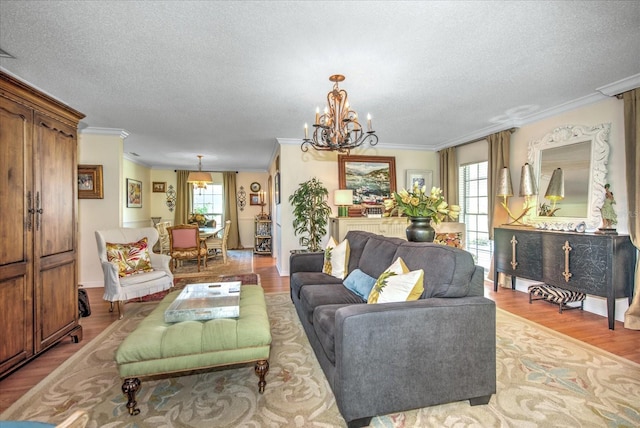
[322,237,350,279]
[368,257,424,303]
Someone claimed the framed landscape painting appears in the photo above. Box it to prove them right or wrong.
[126,178,142,208]
[338,155,396,204]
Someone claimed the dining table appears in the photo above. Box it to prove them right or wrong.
[198,226,223,240]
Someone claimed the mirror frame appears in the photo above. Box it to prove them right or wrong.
[525,123,610,231]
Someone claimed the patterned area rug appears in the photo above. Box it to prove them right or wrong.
[3,297,640,427]
[128,250,255,303]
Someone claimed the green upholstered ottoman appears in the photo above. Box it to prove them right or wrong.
[115,284,271,415]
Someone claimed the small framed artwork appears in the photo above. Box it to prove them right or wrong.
[152,181,166,193]
[77,165,103,199]
[126,178,142,208]
[274,172,281,205]
[405,169,433,191]
[250,193,261,205]
[338,155,396,204]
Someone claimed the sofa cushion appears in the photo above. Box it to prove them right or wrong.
[290,272,343,300]
[343,231,376,274]
[323,237,350,279]
[300,284,364,325]
[312,304,350,364]
[370,269,425,304]
[106,237,154,277]
[358,234,405,279]
[343,268,377,301]
[394,243,475,298]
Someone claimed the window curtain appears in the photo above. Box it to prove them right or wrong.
[223,172,241,250]
[622,88,640,330]
[438,146,458,206]
[487,130,511,239]
[486,130,511,286]
[175,170,192,225]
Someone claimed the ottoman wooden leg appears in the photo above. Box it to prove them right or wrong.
[122,377,141,415]
[255,359,269,394]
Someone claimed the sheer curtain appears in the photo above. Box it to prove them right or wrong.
[622,88,640,330]
[223,172,241,250]
[438,146,458,206]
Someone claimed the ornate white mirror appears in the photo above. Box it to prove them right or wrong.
[526,123,610,231]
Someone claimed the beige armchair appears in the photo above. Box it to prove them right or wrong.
[95,228,173,319]
[206,220,231,263]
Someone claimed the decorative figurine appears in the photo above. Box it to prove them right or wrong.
[596,183,618,234]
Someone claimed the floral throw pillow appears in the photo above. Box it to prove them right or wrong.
[322,237,350,279]
[106,237,154,278]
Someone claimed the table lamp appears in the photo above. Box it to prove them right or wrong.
[334,189,353,217]
[544,168,564,216]
[497,164,537,225]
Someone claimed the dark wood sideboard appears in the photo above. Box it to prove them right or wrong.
[494,226,636,330]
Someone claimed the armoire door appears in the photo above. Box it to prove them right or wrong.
[32,111,79,351]
[0,96,35,374]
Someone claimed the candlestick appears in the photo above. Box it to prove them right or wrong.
[315,107,319,125]
[304,123,308,139]
[367,113,372,132]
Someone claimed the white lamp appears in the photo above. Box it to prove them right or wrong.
[334,189,353,217]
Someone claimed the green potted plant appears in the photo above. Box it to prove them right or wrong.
[289,177,332,252]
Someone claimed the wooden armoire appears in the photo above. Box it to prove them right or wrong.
[0,71,85,377]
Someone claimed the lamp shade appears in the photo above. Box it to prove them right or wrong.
[519,163,538,197]
[186,171,213,183]
[545,168,564,201]
[496,167,513,198]
[334,189,354,206]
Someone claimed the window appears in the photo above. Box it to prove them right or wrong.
[458,161,492,273]
[192,184,224,227]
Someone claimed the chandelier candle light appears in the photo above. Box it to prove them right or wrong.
[302,74,378,153]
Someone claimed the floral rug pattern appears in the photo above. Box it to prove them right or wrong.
[2,295,639,427]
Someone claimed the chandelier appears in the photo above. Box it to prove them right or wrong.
[302,74,378,153]
[186,155,212,189]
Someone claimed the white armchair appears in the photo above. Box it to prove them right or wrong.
[95,227,173,319]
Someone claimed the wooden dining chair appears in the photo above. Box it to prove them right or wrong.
[167,224,208,272]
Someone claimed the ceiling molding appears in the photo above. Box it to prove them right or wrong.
[80,127,130,139]
[596,73,640,96]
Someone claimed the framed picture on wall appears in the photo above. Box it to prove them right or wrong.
[77,165,103,199]
[152,181,166,193]
[338,155,396,204]
[405,169,433,191]
[126,178,142,208]
[274,172,281,204]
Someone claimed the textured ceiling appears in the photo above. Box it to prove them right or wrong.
[1,1,639,171]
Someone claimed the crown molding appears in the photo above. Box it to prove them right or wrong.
[596,73,640,96]
[80,126,130,139]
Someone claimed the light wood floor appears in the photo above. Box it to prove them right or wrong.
[1,254,638,413]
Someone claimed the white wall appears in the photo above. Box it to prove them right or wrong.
[275,143,439,275]
[77,129,125,287]
[507,96,631,321]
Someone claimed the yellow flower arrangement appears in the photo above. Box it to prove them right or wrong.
[383,185,460,225]
[188,213,207,226]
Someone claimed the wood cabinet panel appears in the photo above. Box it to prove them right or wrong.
[0,71,84,377]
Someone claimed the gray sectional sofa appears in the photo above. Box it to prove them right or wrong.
[289,230,496,428]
